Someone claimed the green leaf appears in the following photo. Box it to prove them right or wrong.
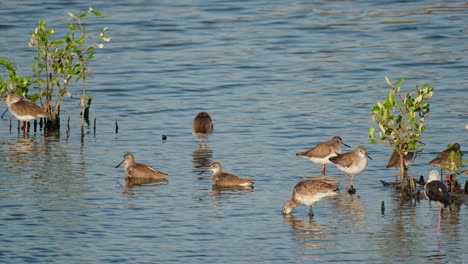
[86,52,95,61]
[68,24,78,31]
[92,10,101,17]
[372,105,380,114]
[387,92,395,106]
[394,77,405,86]
[385,76,392,86]
[51,40,64,46]
[368,126,375,140]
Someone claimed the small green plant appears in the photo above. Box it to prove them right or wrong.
[369,77,433,194]
[1,7,109,131]
[28,7,110,128]
[65,8,110,126]
[0,60,31,97]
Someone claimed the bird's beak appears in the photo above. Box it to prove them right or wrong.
[366,153,373,160]
[198,168,210,175]
[115,159,125,168]
[342,142,351,148]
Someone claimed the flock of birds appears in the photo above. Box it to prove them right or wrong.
[117,111,458,238]
[4,95,464,237]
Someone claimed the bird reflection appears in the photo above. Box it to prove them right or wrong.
[192,147,212,172]
[283,214,337,249]
[5,138,40,165]
[330,192,366,231]
[211,185,254,197]
[122,177,168,197]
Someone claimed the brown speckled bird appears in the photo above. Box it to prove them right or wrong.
[200,162,254,187]
[283,177,339,218]
[115,153,168,180]
[192,112,213,148]
[6,93,48,133]
[428,143,462,187]
[329,146,372,190]
[296,136,350,175]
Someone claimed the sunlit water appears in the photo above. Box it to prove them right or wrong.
[0,1,466,263]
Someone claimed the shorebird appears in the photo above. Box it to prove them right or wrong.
[115,153,168,180]
[386,149,417,182]
[199,162,254,187]
[428,143,462,188]
[424,170,450,237]
[329,146,372,190]
[283,177,339,218]
[192,112,213,148]
[6,93,48,133]
[296,136,350,175]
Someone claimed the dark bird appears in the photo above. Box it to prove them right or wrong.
[424,170,450,237]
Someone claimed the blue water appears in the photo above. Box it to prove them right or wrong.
[0,1,466,263]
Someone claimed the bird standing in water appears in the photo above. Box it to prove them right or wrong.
[329,146,372,191]
[6,93,48,133]
[296,136,350,175]
[192,112,213,148]
[424,170,450,237]
[386,149,417,182]
[283,177,339,218]
[428,143,462,189]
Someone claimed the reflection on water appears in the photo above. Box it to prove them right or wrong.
[211,185,254,197]
[332,193,366,231]
[283,214,337,249]
[121,177,169,197]
[4,138,39,167]
[192,147,213,171]
[125,177,169,188]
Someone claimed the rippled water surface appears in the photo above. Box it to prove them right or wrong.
[0,1,467,263]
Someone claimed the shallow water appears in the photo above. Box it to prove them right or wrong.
[0,1,467,263]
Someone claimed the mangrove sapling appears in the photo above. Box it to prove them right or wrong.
[369,77,432,198]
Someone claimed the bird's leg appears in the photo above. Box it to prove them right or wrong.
[437,206,442,237]
[308,206,314,218]
[445,171,454,193]
[350,174,355,187]
[394,168,399,183]
[321,164,326,176]
[345,174,348,189]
